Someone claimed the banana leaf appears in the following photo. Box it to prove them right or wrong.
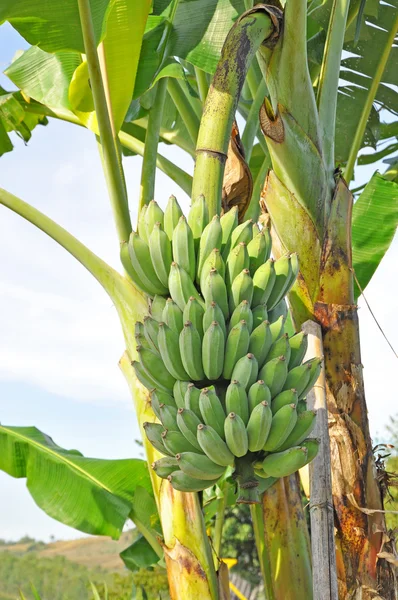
[0,425,152,539]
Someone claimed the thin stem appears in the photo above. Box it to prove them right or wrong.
[344,12,398,183]
[245,152,271,221]
[241,79,267,161]
[213,488,228,560]
[316,0,350,174]
[77,0,131,243]
[134,117,195,155]
[194,66,209,104]
[250,503,275,600]
[139,77,169,210]
[167,78,200,144]
[246,65,259,99]
[120,131,192,196]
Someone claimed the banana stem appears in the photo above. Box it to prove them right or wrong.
[241,79,267,161]
[194,66,209,104]
[234,456,260,505]
[316,0,350,174]
[77,0,131,243]
[213,485,228,561]
[191,7,278,217]
[139,77,169,210]
[250,503,275,600]
[167,78,200,144]
[244,152,271,222]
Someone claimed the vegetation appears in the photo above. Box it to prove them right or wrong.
[0,0,397,599]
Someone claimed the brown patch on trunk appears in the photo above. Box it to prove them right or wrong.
[222,120,253,221]
[218,561,232,600]
[259,99,285,143]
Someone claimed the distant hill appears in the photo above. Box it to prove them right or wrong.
[0,530,135,572]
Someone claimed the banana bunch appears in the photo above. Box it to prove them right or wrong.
[127,196,321,503]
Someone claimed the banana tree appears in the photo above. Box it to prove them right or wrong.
[1,1,398,599]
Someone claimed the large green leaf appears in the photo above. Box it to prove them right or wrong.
[120,535,160,571]
[5,46,81,111]
[0,425,152,539]
[352,172,398,297]
[0,0,114,53]
[0,88,48,155]
[69,0,152,132]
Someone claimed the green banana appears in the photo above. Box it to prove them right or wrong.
[224,412,248,457]
[267,300,288,326]
[183,296,205,338]
[159,403,179,431]
[120,241,147,291]
[176,408,202,451]
[197,215,222,282]
[269,315,285,342]
[197,424,234,466]
[229,300,253,333]
[164,194,183,241]
[259,356,288,398]
[169,262,204,311]
[135,322,154,352]
[200,248,225,291]
[231,353,259,390]
[282,363,312,397]
[168,470,219,492]
[276,410,317,452]
[162,429,200,455]
[247,229,271,275]
[220,206,238,258]
[263,403,298,451]
[172,215,196,281]
[199,388,226,440]
[179,321,205,381]
[202,268,229,320]
[202,321,225,380]
[145,199,164,238]
[271,388,298,415]
[246,401,273,452]
[143,315,160,352]
[143,422,173,456]
[184,383,202,419]
[262,446,308,478]
[150,389,176,420]
[158,322,189,380]
[203,302,226,339]
[266,333,292,363]
[252,259,276,307]
[229,268,254,312]
[173,380,190,409]
[223,320,250,379]
[128,232,168,296]
[248,380,271,413]
[136,346,176,392]
[152,456,179,479]
[252,223,261,237]
[300,358,322,399]
[300,438,320,462]
[251,304,268,329]
[188,194,209,251]
[288,331,308,369]
[137,204,148,243]
[148,222,172,288]
[226,242,250,291]
[176,452,226,480]
[133,360,168,393]
[150,296,167,322]
[248,320,273,368]
[225,380,249,424]
[267,255,292,310]
[230,219,254,249]
[162,298,184,334]
[285,252,299,294]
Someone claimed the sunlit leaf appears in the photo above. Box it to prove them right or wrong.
[352,172,398,297]
[0,425,152,539]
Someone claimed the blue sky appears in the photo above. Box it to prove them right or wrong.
[0,22,397,542]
